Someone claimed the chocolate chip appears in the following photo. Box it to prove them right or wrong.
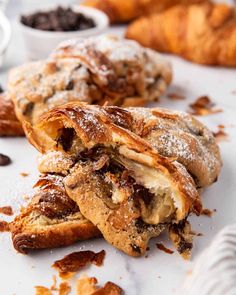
[0,85,4,93]
[21,7,95,32]
[56,128,75,152]
[0,154,11,166]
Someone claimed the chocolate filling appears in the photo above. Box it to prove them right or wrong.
[56,128,75,152]
[35,188,79,219]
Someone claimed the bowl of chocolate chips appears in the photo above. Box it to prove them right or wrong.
[19,5,109,60]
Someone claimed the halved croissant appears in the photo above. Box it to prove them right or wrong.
[81,0,209,23]
[126,3,236,67]
[22,103,221,256]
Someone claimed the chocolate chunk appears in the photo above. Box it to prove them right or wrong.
[21,7,95,32]
[133,184,153,205]
[56,128,75,152]
[36,189,79,219]
[0,85,3,93]
[0,153,11,166]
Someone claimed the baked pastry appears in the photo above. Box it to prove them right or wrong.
[0,93,24,136]
[125,3,236,67]
[8,35,172,125]
[23,103,221,256]
[10,174,101,253]
[81,0,209,24]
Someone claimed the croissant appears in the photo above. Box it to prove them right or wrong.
[0,93,24,136]
[23,103,221,257]
[81,0,209,23]
[125,3,236,67]
[10,174,101,253]
[8,35,172,126]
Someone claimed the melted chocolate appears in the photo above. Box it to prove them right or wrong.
[36,189,79,219]
[57,128,75,152]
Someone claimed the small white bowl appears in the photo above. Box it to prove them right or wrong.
[19,6,109,60]
[0,10,11,68]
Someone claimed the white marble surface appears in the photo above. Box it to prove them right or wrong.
[0,1,236,295]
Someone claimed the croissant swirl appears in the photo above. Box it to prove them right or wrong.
[23,103,221,256]
[82,0,208,23]
[126,3,236,67]
[8,35,172,125]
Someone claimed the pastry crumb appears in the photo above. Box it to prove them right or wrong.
[76,275,123,295]
[156,243,174,254]
[52,250,106,278]
[188,96,222,116]
[35,286,52,295]
[167,93,185,100]
[0,220,10,232]
[201,208,217,217]
[20,172,29,177]
[213,125,229,143]
[0,206,13,216]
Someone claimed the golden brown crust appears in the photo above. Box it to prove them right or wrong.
[8,35,172,125]
[125,3,236,67]
[10,174,101,253]
[0,93,24,136]
[82,0,209,23]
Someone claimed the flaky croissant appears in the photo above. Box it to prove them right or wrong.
[81,0,209,23]
[126,3,236,67]
[8,35,172,126]
[23,103,221,257]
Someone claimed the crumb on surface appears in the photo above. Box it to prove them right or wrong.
[156,243,174,254]
[0,206,14,216]
[52,250,106,278]
[201,208,217,217]
[213,125,229,143]
[188,96,222,116]
[35,286,52,295]
[20,172,29,177]
[0,220,10,232]
[76,275,123,295]
[167,93,185,100]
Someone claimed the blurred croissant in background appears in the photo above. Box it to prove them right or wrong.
[125,2,236,67]
[81,0,209,23]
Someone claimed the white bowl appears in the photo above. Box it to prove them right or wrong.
[0,10,11,68]
[19,6,109,60]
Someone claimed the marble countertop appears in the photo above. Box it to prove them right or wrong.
[0,1,236,295]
